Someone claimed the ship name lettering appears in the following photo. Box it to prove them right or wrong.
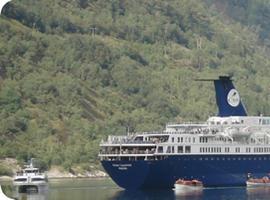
[112,164,132,168]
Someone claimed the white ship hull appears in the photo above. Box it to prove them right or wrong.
[13,181,47,186]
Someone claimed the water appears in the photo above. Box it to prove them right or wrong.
[1,178,270,200]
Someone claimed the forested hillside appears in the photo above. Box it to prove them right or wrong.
[1,0,270,172]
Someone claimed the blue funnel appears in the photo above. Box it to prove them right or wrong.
[214,76,247,117]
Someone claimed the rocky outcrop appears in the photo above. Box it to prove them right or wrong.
[0,159,108,179]
[47,166,108,179]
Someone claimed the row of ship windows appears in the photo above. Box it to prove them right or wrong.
[171,137,209,143]
[170,137,233,143]
[162,146,270,154]
[179,157,270,161]
[261,119,270,125]
[170,137,267,144]
[210,120,244,125]
[171,137,195,143]
[159,146,191,153]
[200,147,270,153]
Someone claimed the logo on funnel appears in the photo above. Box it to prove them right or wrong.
[227,89,240,107]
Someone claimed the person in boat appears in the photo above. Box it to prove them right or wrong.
[175,179,203,186]
[247,173,270,183]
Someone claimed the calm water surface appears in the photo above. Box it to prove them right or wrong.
[1,178,270,200]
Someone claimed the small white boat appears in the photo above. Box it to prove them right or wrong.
[174,179,203,190]
[246,176,270,187]
[0,185,14,200]
[13,159,48,193]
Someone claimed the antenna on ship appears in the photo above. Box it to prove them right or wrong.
[126,126,130,136]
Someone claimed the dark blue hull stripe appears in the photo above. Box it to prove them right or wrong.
[102,155,270,189]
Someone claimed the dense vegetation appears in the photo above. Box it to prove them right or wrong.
[1,0,270,172]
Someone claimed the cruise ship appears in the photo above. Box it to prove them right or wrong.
[99,76,270,189]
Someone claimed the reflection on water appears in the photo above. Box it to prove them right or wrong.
[202,187,247,200]
[246,186,270,200]
[1,178,270,200]
[14,190,48,200]
[48,178,120,200]
[174,188,203,200]
[109,189,175,200]
[13,185,49,200]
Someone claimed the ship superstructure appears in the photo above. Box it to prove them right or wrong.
[99,76,270,189]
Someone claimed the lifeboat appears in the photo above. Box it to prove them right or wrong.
[246,176,270,186]
[174,179,203,190]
